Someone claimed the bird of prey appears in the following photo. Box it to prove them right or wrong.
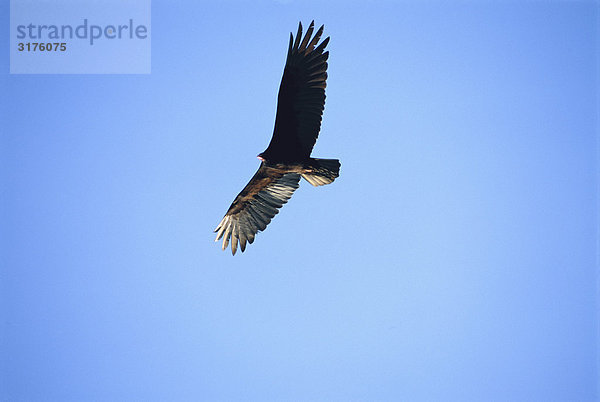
[215,21,340,255]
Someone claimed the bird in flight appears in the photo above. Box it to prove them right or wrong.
[214,21,340,255]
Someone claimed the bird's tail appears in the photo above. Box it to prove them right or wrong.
[302,158,341,186]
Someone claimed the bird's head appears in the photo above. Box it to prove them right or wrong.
[257,153,266,162]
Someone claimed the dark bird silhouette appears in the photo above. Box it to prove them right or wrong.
[214,21,340,255]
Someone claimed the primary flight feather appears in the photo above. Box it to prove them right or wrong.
[215,21,340,255]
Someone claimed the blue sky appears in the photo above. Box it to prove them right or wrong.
[1,1,598,400]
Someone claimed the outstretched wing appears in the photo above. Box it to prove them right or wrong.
[262,21,330,161]
[214,165,301,255]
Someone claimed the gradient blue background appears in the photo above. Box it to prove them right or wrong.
[1,1,598,401]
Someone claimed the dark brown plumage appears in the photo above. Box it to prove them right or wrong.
[215,21,340,255]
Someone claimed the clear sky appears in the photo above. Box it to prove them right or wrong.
[1,1,598,401]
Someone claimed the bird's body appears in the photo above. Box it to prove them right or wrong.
[215,21,340,254]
